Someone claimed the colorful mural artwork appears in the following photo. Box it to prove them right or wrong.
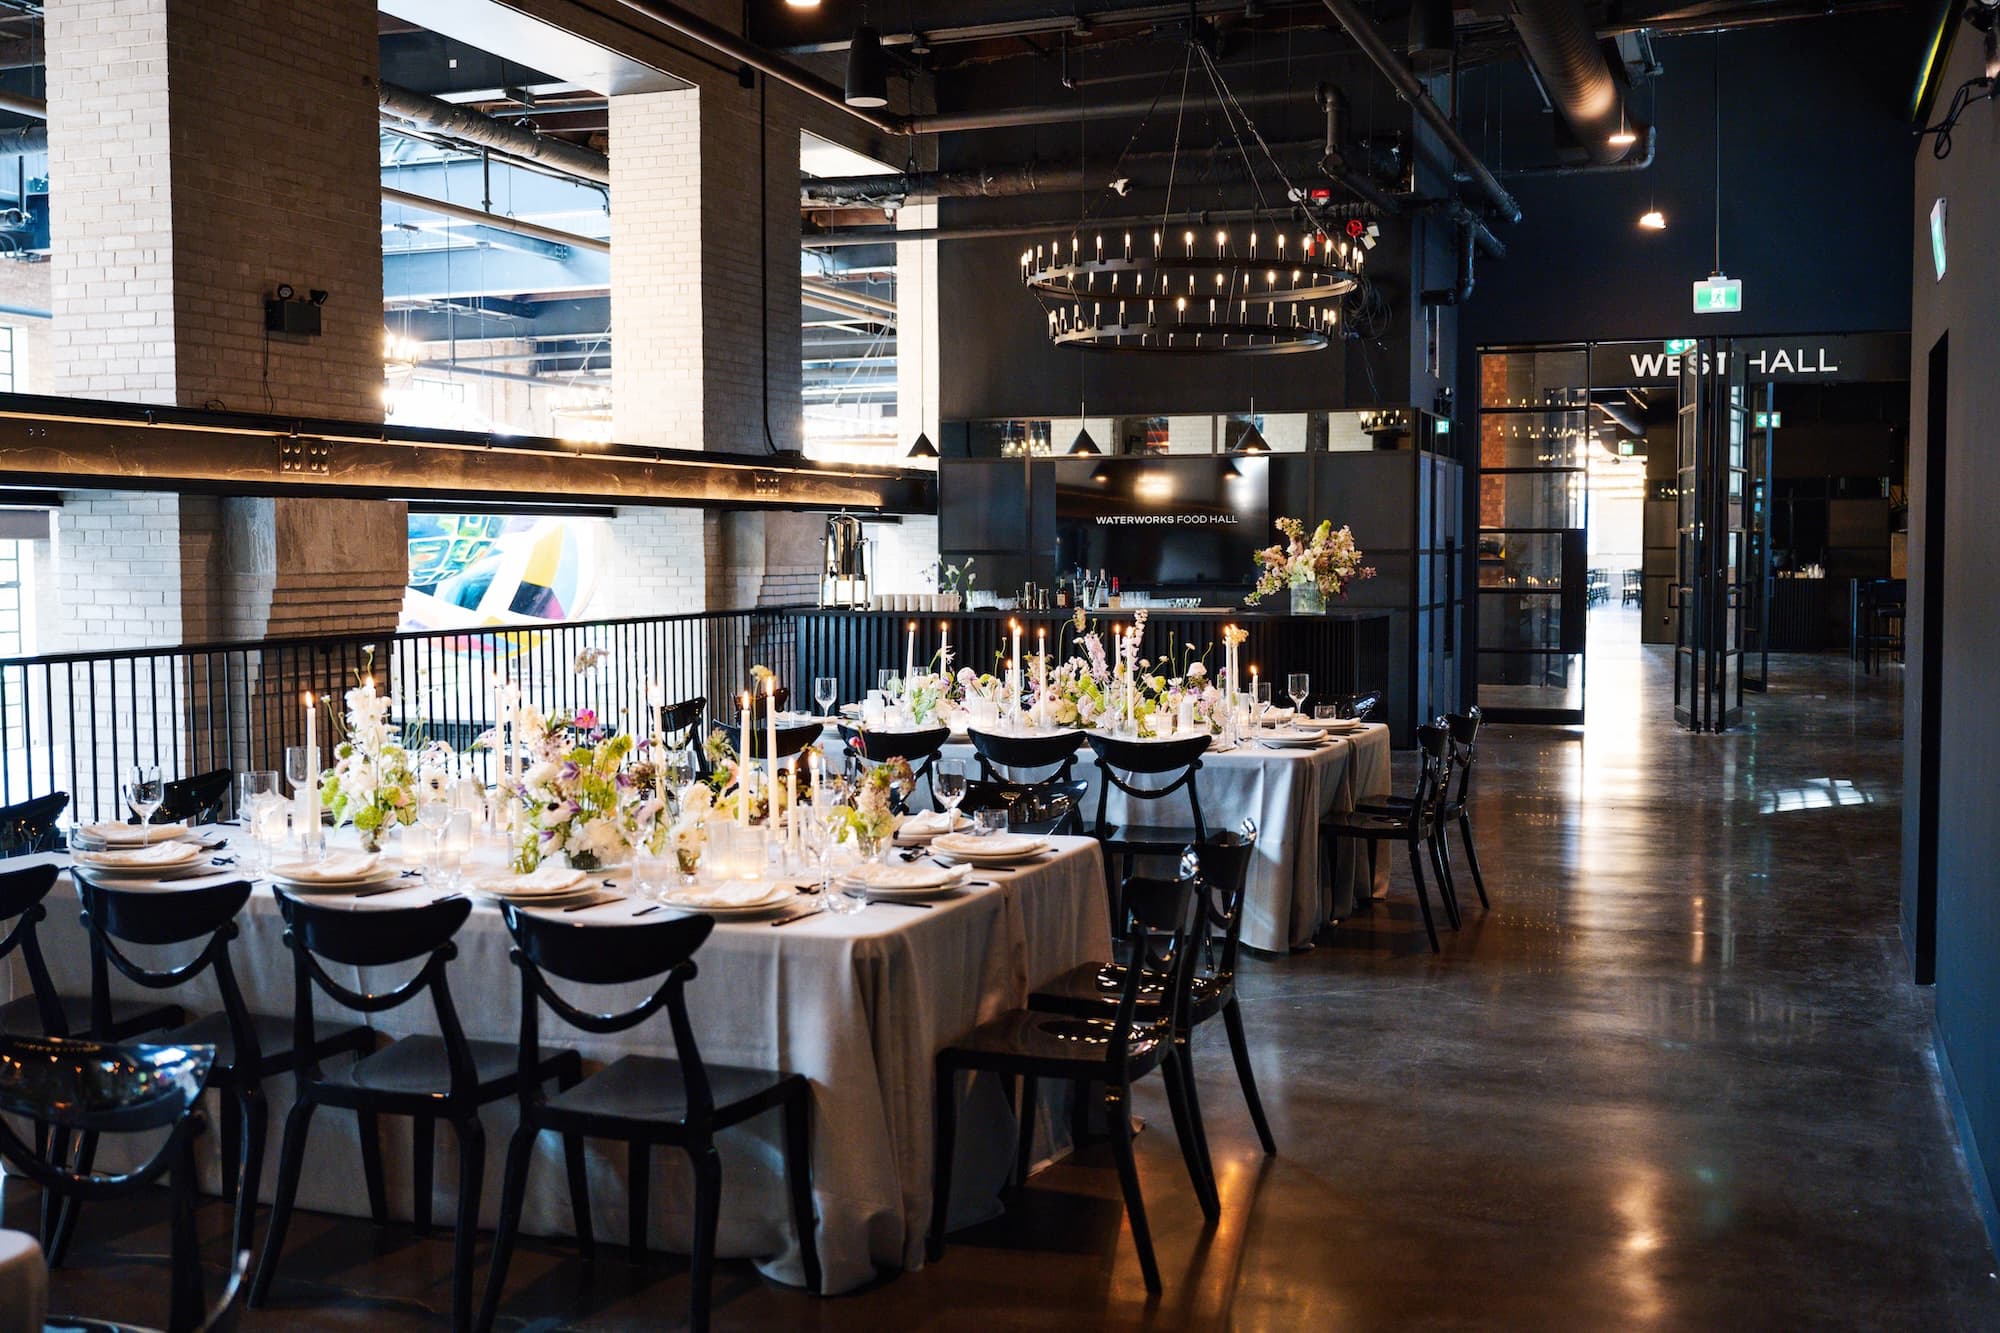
[402,514,605,631]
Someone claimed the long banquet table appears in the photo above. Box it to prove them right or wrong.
[0,833,1113,1295]
[936,723,1394,952]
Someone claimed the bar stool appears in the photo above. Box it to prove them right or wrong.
[478,905,820,1332]
[57,875,374,1261]
[932,858,1206,1293]
[250,892,585,1333]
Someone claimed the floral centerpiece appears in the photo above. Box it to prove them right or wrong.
[670,781,714,877]
[837,757,914,853]
[318,674,422,851]
[513,706,656,871]
[1245,517,1375,613]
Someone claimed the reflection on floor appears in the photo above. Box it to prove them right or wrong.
[12,645,1996,1330]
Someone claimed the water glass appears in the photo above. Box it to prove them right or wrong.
[123,765,164,827]
[936,760,967,820]
[974,808,1010,837]
[633,845,674,899]
[1314,704,1339,721]
[250,798,289,867]
[438,810,473,887]
[814,676,839,716]
[237,770,279,821]
[417,796,452,872]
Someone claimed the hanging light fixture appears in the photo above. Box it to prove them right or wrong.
[1019,42,1359,356]
[906,430,938,458]
[1638,208,1667,230]
[1608,105,1637,149]
[1234,419,1271,452]
[845,25,890,108]
[1068,399,1102,455]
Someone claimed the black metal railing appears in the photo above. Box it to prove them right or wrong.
[0,603,1396,829]
[0,609,804,827]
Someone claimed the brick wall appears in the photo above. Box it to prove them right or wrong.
[0,258,51,393]
[592,507,712,617]
[870,516,941,594]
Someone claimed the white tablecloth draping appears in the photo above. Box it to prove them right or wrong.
[0,1229,46,1333]
[940,724,1393,952]
[0,834,1112,1295]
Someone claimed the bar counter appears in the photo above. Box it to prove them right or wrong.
[789,607,1392,722]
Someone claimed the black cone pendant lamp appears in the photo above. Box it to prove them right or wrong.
[1068,399,1101,454]
[845,26,889,108]
[907,431,938,458]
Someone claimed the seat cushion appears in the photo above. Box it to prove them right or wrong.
[0,993,183,1041]
[541,1054,790,1128]
[157,1010,368,1075]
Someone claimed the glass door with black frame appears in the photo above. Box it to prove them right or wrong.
[1476,347,1589,724]
[1673,338,1751,732]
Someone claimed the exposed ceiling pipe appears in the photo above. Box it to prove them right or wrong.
[914,86,1313,134]
[1496,124,1656,176]
[1593,400,1646,434]
[1422,223,1477,305]
[378,82,609,184]
[0,90,44,119]
[802,204,1379,248]
[599,0,904,136]
[1315,0,1522,224]
[801,139,1327,203]
[382,186,610,254]
[801,276,897,321]
[0,122,45,154]
[1511,0,1640,165]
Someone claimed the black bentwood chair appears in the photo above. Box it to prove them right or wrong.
[0,863,185,1044]
[251,892,585,1333]
[967,727,1084,788]
[478,906,821,1333]
[1321,724,1457,953]
[660,696,710,778]
[1085,732,1209,921]
[745,720,826,762]
[0,1035,217,1332]
[840,724,951,811]
[931,856,1207,1293]
[153,769,232,827]
[55,876,374,1262]
[1030,821,1275,1157]
[0,791,69,858]
[1358,707,1491,913]
[961,778,1088,837]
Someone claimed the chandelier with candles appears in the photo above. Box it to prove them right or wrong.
[1019,43,1365,356]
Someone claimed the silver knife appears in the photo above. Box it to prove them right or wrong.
[769,906,823,927]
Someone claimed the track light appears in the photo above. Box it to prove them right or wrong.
[845,25,890,109]
[1638,209,1667,231]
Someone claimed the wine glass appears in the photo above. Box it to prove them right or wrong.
[284,746,311,796]
[123,764,163,828]
[417,791,452,874]
[1287,673,1310,722]
[935,759,967,827]
[814,676,839,717]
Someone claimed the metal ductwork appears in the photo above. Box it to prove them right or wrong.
[378,82,610,184]
[1510,0,1641,165]
[0,91,45,121]
[802,140,1327,206]
[0,123,46,155]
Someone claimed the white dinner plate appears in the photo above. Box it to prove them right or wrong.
[931,832,1050,866]
[659,882,799,918]
[267,866,404,894]
[1257,727,1328,750]
[841,860,970,899]
[470,865,592,900]
[894,812,970,845]
[1298,716,1368,733]
[72,822,191,850]
[72,841,206,872]
[81,861,242,891]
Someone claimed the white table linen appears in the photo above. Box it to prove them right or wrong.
[0,1229,45,1333]
[942,723,1393,951]
[0,834,1111,1295]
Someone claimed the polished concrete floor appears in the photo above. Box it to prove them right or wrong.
[13,608,1999,1330]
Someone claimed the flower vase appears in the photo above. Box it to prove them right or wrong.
[1289,581,1327,615]
[357,823,383,853]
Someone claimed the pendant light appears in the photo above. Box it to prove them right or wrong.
[845,25,890,109]
[1608,105,1637,149]
[907,431,938,458]
[1068,400,1101,455]
[905,152,935,460]
[1234,397,1271,452]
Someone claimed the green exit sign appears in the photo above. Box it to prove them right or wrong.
[1664,338,1696,355]
[1693,275,1744,314]
[1755,411,1782,429]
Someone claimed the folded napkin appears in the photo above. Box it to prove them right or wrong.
[73,841,201,869]
[270,852,382,883]
[78,822,189,847]
[898,811,965,838]
[856,861,968,889]
[933,831,1047,858]
[665,880,789,909]
[473,863,588,896]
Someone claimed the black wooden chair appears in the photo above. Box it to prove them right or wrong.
[1029,821,1275,1157]
[1084,732,1209,915]
[840,724,950,811]
[1358,707,1490,912]
[251,892,585,1333]
[1320,724,1457,953]
[931,855,1209,1293]
[0,791,69,857]
[153,769,233,826]
[967,727,1083,787]
[0,863,185,1046]
[0,1035,216,1332]
[55,876,374,1262]
[961,778,1088,837]
[478,905,821,1332]
[745,720,826,762]
[657,695,710,780]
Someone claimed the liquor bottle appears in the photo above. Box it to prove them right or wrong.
[1055,579,1070,609]
[1109,576,1122,610]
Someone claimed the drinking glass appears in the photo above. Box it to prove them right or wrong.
[250,799,289,868]
[881,671,902,701]
[1253,682,1273,729]
[814,676,839,717]
[820,811,868,916]
[123,764,164,827]
[974,808,1010,837]
[237,770,279,822]
[1287,673,1310,719]
[284,746,312,796]
[935,760,967,823]
[1314,704,1339,721]
[438,810,473,888]
[633,844,674,899]
[417,794,451,872]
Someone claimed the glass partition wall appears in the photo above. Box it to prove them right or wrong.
[946,409,1432,457]
[1475,348,1589,723]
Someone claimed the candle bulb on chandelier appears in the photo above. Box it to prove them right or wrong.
[1184,230,1194,258]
